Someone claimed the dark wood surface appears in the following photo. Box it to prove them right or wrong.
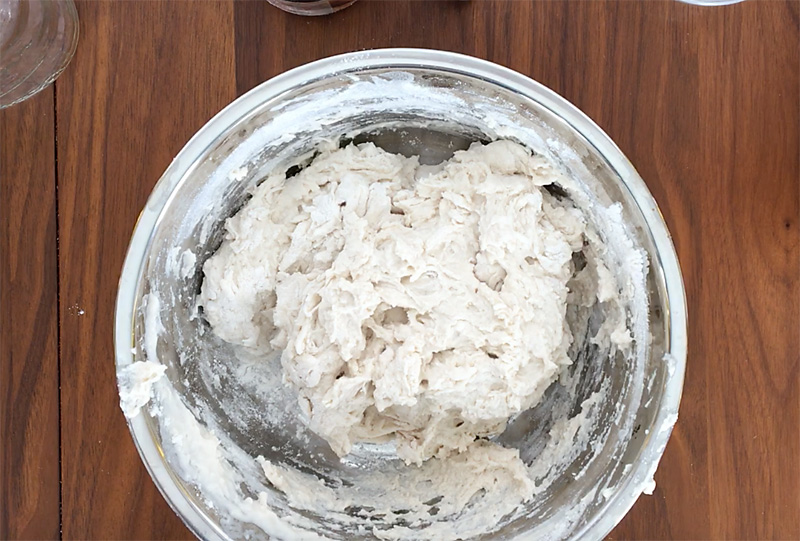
[1,0,798,539]
[0,88,60,540]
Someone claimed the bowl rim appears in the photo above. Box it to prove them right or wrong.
[115,47,688,541]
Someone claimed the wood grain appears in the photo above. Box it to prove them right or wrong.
[605,2,800,538]
[55,1,236,538]
[0,0,792,539]
[0,89,60,539]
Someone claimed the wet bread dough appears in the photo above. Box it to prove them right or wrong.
[201,140,587,465]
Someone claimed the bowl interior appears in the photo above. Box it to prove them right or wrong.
[125,61,678,540]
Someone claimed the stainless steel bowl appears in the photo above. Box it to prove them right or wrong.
[115,49,686,540]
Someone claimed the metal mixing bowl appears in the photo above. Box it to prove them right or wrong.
[115,49,686,540]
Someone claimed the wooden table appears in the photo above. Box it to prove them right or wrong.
[1,0,798,539]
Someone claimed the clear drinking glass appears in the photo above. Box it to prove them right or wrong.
[266,0,357,16]
[0,0,78,109]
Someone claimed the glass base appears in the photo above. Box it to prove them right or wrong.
[0,0,79,109]
[265,0,358,16]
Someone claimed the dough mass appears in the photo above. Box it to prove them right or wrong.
[201,140,588,465]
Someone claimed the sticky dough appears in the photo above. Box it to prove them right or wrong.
[201,140,588,465]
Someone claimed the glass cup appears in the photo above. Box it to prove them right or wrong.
[266,0,357,16]
[0,0,78,109]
